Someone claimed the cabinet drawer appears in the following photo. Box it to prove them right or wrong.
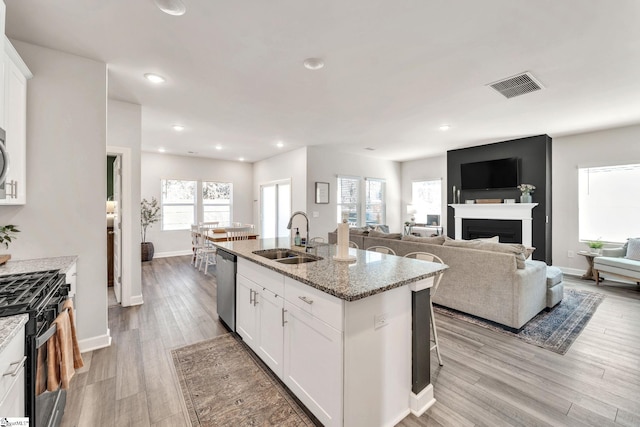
[285,278,343,331]
[238,258,284,296]
[0,323,25,402]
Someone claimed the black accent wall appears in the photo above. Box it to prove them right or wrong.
[447,135,552,264]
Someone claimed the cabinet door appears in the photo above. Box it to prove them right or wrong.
[0,365,24,417]
[256,288,284,378]
[236,274,258,350]
[1,51,27,205]
[284,302,343,427]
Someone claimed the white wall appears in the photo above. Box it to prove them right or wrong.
[107,99,142,302]
[141,152,253,256]
[552,124,640,272]
[307,146,402,238]
[0,41,108,346]
[401,155,447,232]
[253,147,307,236]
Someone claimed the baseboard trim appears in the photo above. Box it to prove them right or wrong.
[559,266,637,285]
[410,384,436,417]
[155,250,192,258]
[79,329,112,353]
[557,266,585,277]
[128,294,144,306]
[387,409,411,427]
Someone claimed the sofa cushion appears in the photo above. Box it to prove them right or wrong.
[595,256,640,273]
[443,239,527,269]
[368,230,402,240]
[401,235,446,245]
[546,266,563,288]
[625,238,640,261]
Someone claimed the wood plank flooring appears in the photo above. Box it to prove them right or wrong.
[60,257,640,426]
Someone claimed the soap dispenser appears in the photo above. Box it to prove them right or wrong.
[294,228,301,246]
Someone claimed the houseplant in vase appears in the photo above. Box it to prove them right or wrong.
[141,197,160,262]
[0,225,19,265]
[587,239,604,255]
[517,183,536,203]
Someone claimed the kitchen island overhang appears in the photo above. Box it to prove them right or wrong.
[213,238,447,426]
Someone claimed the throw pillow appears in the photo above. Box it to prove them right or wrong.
[401,235,446,245]
[625,238,640,261]
[368,230,402,240]
[374,225,390,233]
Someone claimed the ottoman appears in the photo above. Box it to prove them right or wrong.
[546,266,564,308]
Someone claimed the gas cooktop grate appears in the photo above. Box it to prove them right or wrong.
[0,270,63,314]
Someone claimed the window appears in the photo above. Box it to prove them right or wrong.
[411,179,442,225]
[161,179,196,230]
[203,181,232,224]
[337,176,360,226]
[337,176,386,227]
[578,164,640,243]
[365,178,386,226]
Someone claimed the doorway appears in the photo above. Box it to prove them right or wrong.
[107,154,122,304]
[260,179,291,238]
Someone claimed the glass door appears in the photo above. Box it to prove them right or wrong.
[260,180,291,238]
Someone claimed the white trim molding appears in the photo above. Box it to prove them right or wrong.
[78,329,112,353]
[449,203,538,246]
[129,294,144,306]
[155,250,193,258]
[410,384,436,417]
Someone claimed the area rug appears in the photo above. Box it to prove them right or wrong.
[172,334,316,426]
[434,288,605,354]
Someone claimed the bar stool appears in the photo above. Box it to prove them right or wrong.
[404,251,446,366]
[366,245,396,255]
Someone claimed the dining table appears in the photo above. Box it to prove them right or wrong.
[202,228,259,242]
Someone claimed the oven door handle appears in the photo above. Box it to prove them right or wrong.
[3,356,26,377]
[36,323,58,349]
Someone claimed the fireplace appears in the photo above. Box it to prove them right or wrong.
[449,203,537,247]
[463,219,522,243]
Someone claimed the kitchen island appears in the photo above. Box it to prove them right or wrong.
[213,238,447,427]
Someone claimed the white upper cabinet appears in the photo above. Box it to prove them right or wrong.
[0,37,32,205]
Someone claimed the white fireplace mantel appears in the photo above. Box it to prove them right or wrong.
[449,203,538,247]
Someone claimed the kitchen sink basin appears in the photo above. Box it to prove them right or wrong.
[252,248,322,264]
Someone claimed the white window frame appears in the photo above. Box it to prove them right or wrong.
[365,178,386,227]
[337,175,387,227]
[202,181,233,224]
[411,179,442,225]
[161,179,197,231]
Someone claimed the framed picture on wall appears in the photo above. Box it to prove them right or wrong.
[315,182,329,204]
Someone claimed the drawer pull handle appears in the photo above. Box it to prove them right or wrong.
[249,289,254,305]
[3,356,26,377]
[298,296,314,305]
[282,308,287,327]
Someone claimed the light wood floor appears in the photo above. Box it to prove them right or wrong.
[61,256,640,426]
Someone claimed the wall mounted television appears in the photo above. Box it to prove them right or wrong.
[460,157,519,190]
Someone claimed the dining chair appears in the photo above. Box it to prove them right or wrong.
[309,236,326,245]
[404,251,446,366]
[366,245,396,255]
[190,225,206,267]
[197,224,218,275]
[348,241,359,249]
[226,226,252,241]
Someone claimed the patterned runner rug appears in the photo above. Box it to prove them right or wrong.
[172,334,316,426]
[434,288,605,354]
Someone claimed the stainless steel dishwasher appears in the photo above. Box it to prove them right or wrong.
[216,248,237,332]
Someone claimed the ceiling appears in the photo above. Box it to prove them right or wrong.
[5,0,640,163]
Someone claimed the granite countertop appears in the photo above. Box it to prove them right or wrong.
[0,255,78,276]
[214,238,447,301]
[0,314,28,354]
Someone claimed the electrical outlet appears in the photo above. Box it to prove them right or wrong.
[374,313,388,329]
[568,250,575,258]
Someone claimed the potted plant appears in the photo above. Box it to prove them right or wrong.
[141,197,161,262]
[0,225,20,265]
[517,183,536,203]
[587,239,604,255]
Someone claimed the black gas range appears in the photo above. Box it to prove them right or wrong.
[0,270,70,426]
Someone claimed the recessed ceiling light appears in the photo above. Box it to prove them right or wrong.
[276,141,284,148]
[303,58,324,70]
[239,157,245,162]
[439,124,451,131]
[188,151,198,155]
[215,145,222,150]
[158,148,166,153]
[365,147,376,151]
[172,125,185,131]
[144,73,166,84]
[153,0,186,16]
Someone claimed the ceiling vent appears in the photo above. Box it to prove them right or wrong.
[487,72,544,99]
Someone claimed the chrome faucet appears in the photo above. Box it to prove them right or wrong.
[287,211,310,252]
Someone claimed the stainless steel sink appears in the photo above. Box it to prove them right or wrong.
[252,248,322,264]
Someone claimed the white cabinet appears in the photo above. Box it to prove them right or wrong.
[256,287,284,378]
[0,38,31,205]
[283,301,343,427]
[236,274,259,349]
[0,322,26,417]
